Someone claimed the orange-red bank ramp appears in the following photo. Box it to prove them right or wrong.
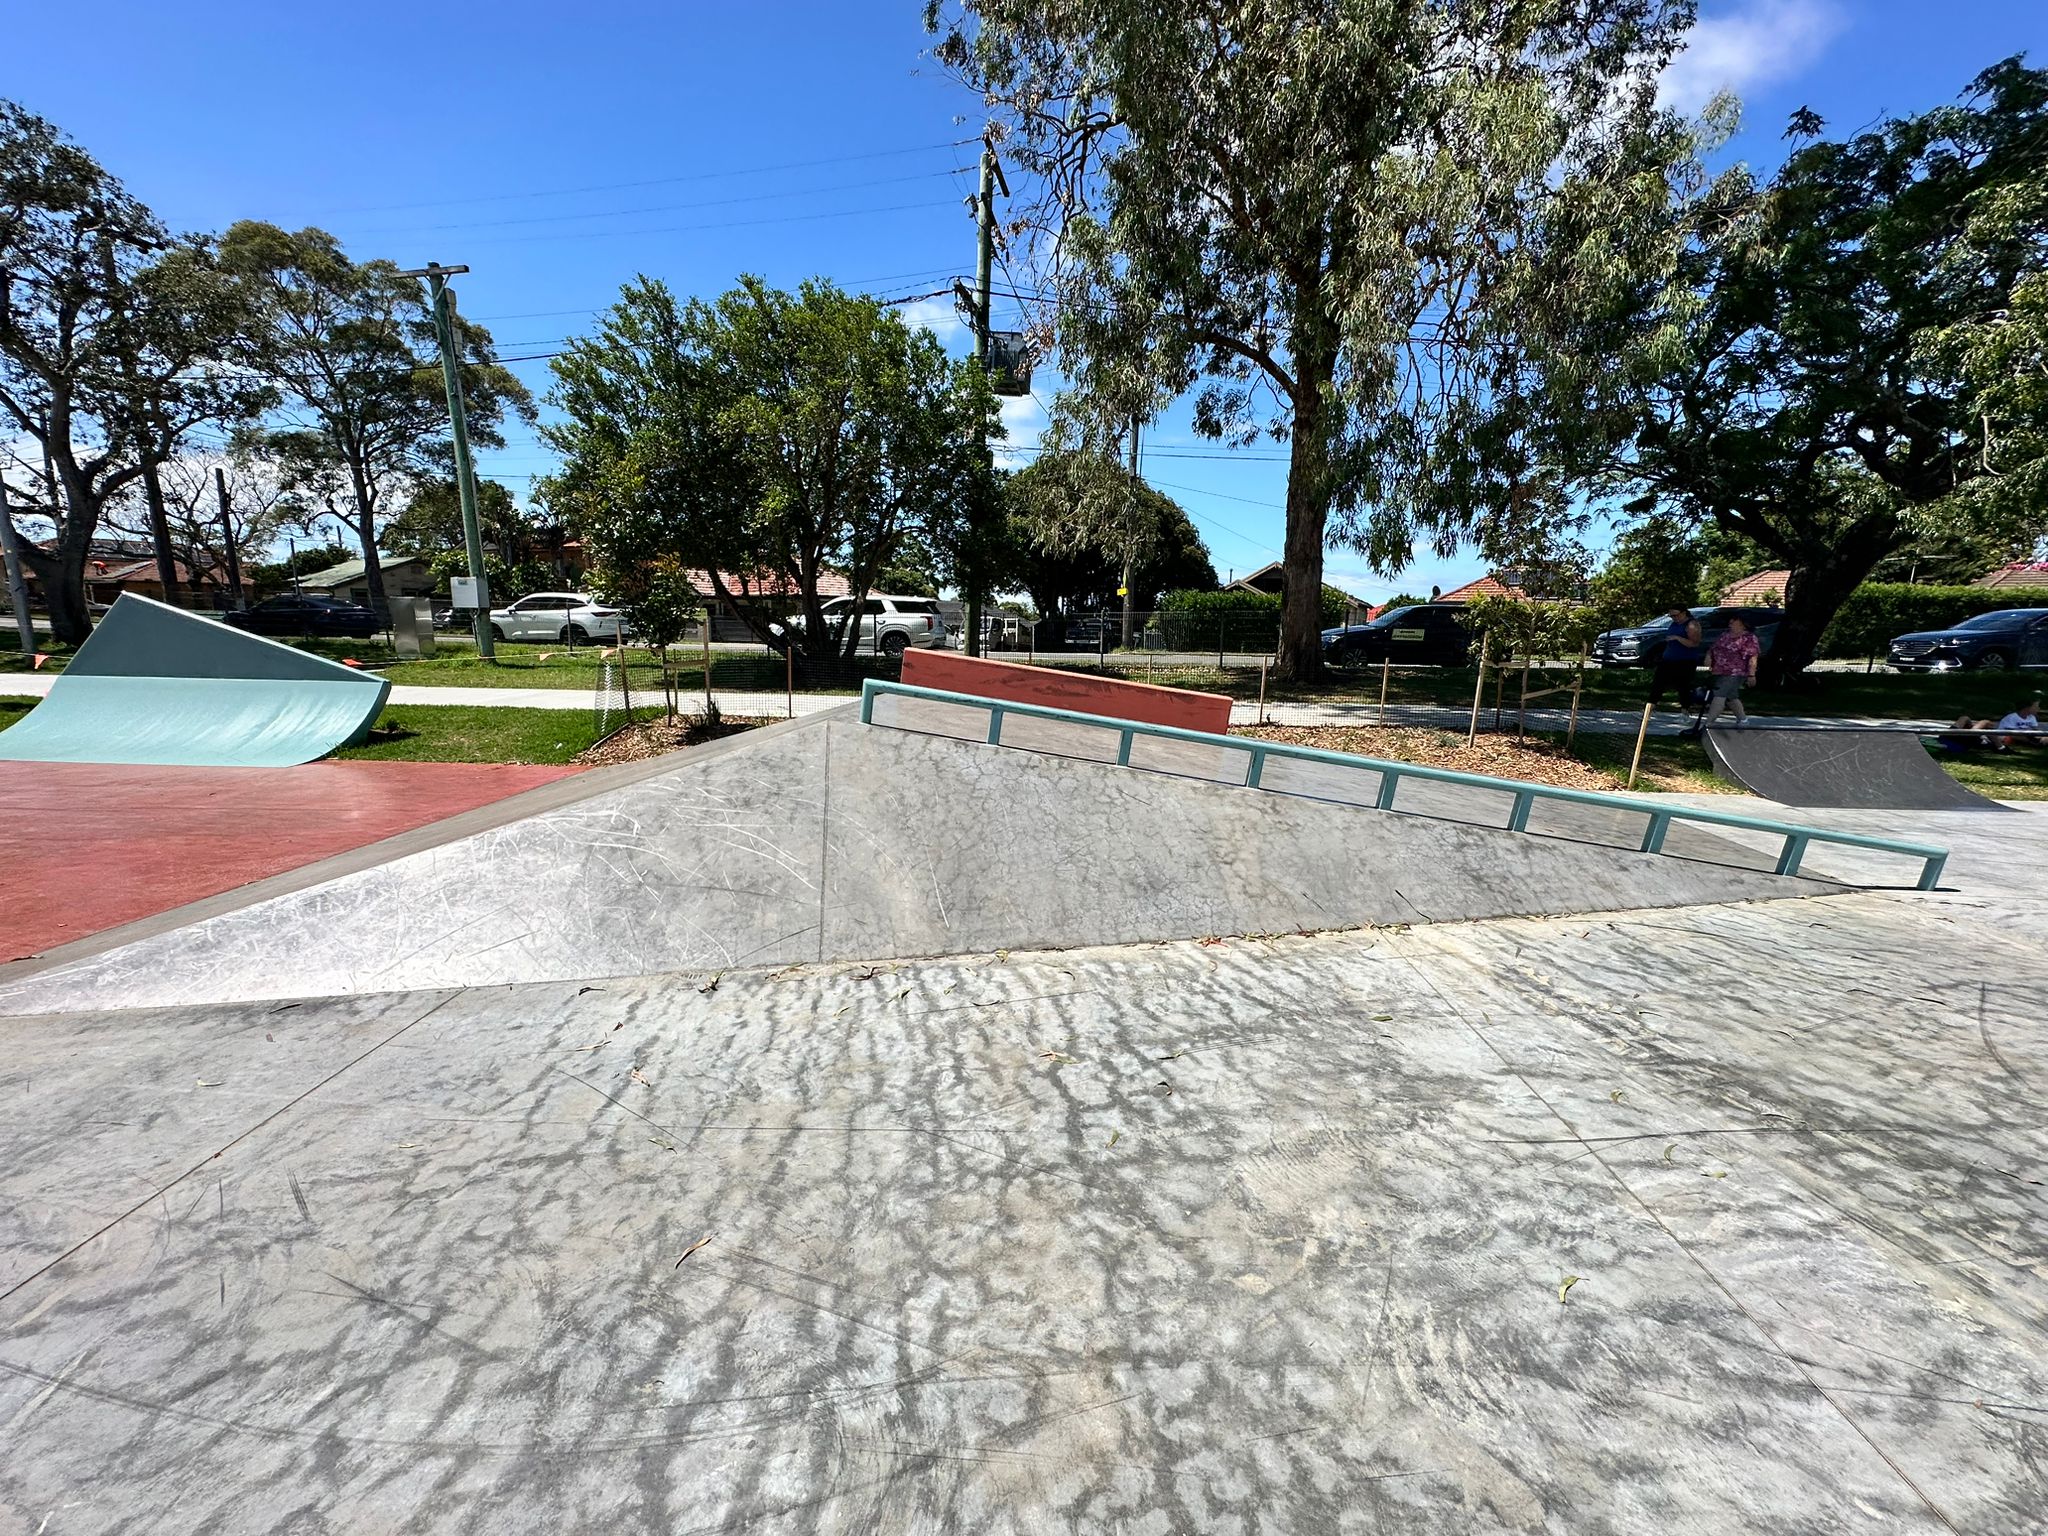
[1,759,580,961]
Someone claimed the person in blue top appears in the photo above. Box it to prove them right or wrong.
[1649,606,1705,707]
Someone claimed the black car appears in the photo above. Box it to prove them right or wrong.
[1322,602,1473,667]
[222,593,381,639]
[1592,605,1784,669]
[1888,608,2048,672]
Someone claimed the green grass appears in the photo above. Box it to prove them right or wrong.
[331,703,661,764]
[1933,745,2048,800]
[1,695,35,729]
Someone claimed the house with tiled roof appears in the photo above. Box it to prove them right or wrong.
[1719,569,1790,605]
[1974,560,2048,591]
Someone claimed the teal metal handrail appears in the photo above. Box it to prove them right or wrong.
[860,679,1949,890]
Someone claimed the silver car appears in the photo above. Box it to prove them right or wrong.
[789,594,948,657]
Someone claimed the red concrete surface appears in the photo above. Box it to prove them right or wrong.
[1,759,581,962]
[901,649,1232,734]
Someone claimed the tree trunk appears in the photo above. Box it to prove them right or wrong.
[1767,551,1888,688]
[21,542,91,647]
[1276,395,1330,684]
[140,461,182,606]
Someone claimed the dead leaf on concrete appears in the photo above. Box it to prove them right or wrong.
[674,1236,712,1269]
[194,1078,223,1088]
[1558,1275,1581,1305]
[1106,1131,1120,1148]
[698,972,723,995]
[1040,1050,1077,1065]
[1610,1090,1627,1103]
[630,1066,653,1087]
[568,1040,607,1053]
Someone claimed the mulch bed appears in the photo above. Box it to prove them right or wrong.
[1235,724,1619,792]
[574,714,773,766]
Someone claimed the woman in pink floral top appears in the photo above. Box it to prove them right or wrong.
[1704,615,1760,728]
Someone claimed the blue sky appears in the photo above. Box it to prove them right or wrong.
[9,1,2043,599]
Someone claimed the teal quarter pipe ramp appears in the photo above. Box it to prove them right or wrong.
[0,595,390,767]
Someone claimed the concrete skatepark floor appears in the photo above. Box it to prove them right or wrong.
[1,712,2043,1533]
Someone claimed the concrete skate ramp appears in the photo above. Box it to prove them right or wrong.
[1704,726,2006,811]
[0,594,389,767]
[0,711,1829,1015]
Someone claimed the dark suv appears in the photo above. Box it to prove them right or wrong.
[1592,605,1784,669]
[223,593,381,639]
[1888,608,2048,672]
[1322,602,1473,667]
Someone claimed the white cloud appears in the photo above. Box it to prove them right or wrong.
[995,393,1047,467]
[900,296,967,348]
[1658,0,1845,115]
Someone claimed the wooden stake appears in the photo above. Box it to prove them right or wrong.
[1516,656,1532,741]
[1378,654,1390,727]
[1467,633,1489,747]
[1257,660,1268,725]
[1626,700,1654,790]
[785,639,794,719]
[1565,645,1586,749]
[701,608,713,714]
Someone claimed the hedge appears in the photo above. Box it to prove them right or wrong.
[1818,583,2048,658]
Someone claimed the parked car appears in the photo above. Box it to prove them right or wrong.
[1591,605,1784,669]
[487,592,627,644]
[1322,602,1473,667]
[784,594,948,657]
[1888,608,2048,672]
[222,593,380,639]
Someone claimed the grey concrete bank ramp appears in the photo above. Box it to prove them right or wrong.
[1705,724,2006,811]
[0,711,1828,1015]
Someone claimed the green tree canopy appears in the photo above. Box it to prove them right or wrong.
[219,222,534,615]
[0,101,267,640]
[1573,60,2048,681]
[999,450,1215,620]
[543,275,996,660]
[928,0,1701,680]
[1588,517,1706,626]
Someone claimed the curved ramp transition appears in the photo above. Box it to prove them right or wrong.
[0,594,390,767]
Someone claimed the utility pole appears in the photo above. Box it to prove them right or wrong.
[1120,416,1141,648]
[401,262,495,659]
[0,477,37,655]
[964,138,1000,658]
[214,466,244,609]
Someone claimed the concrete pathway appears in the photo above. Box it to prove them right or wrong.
[5,670,1951,736]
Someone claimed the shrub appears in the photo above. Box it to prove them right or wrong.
[1817,583,2048,658]
[1156,584,1349,647]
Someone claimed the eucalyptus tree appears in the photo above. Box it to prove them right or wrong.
[219,221,533,616]
[0,101,264,640]
[928,0,1704,679]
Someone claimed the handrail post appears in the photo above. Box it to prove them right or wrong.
[1246,746,1265,787]
[1509,790,1534,832]
[860,680,877,723]
[1376,768,1400,810]
[1776,833,1810,878]
[985,705,1004,745]
[1641,813,1669,854]
[1117,728,1133,766]
[1918,852,1946,891]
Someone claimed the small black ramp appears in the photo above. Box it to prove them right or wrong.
[1704,726,2007,811]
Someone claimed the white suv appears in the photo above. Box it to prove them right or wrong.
[791,594,948,656]
[488,591,627,644]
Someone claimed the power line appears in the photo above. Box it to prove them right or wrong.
[447,198,960,250]
[345,168,972,237]
[466,266,964,323]
[306,139,979,217]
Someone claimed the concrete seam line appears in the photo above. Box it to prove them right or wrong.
[0,989,464,1309]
